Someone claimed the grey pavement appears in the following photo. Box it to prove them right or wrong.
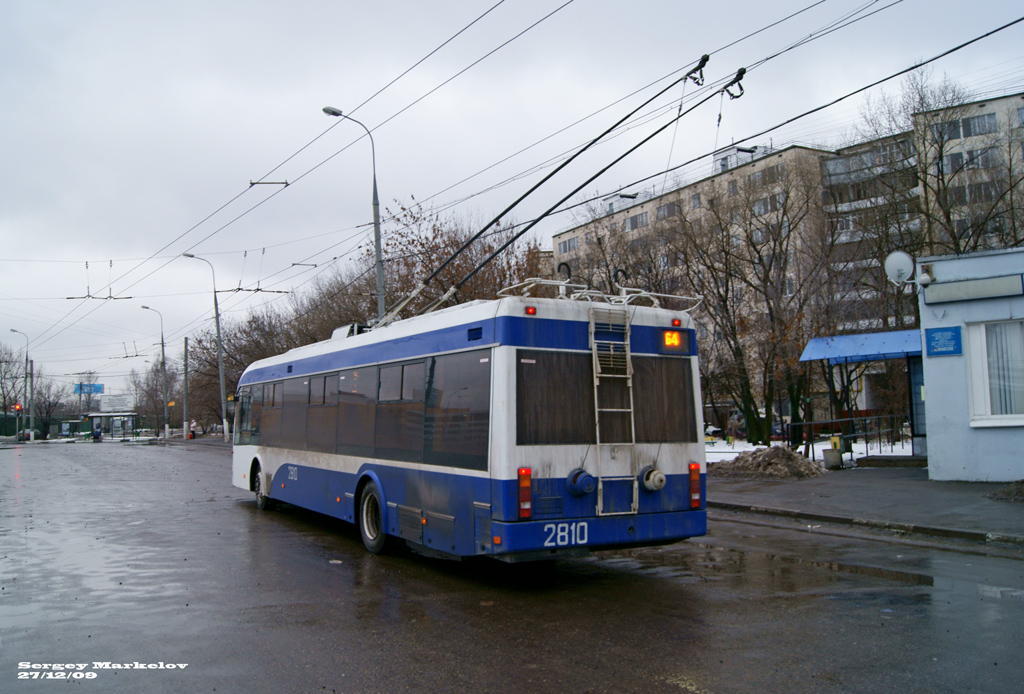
[708,466,1024,546]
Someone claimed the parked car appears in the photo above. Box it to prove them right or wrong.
[16,429,42,441]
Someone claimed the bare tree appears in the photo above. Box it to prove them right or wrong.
[854,70,1024,257]
[381,199,544,316]
[32,369,71,438]
[0,342,25,435]
[129,360,181,433]
[668,153,833,444]
[182,202,543,421]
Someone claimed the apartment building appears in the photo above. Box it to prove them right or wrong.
[552,144,832,287]
[549,91,1024,441]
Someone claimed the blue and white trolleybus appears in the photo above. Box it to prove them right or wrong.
[231,280,706,561]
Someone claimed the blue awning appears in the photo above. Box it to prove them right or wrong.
[799,330,922,365]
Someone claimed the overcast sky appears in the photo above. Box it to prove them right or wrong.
[2,0,1022,394]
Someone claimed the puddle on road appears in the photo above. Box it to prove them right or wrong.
[584,537,936,597]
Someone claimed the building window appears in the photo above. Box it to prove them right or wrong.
[962,113,997,138]
[691,193,701,209]
[937,152,964,176]
[625,212,648,231]
[752,197,770,216]
[728,180,738,196]
[965,147,998,169]
[1018,107,1024,128]
[557,237,579,255]
[944,185,968,207]
[931,119,962,142]
[656,203,680,220]
[967,321,1024,425]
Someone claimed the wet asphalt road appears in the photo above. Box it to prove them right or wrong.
[1,441,1022,693]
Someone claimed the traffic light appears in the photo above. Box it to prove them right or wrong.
[14,403,21,413]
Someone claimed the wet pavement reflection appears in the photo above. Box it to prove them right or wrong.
[2,442,1022,693]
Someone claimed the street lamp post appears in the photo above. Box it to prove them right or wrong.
[10,329,31,441]
[322,106,385,320]
[141,306,170,441]
[182,253,230,443]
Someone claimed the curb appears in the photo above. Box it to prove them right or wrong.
[708,500,1024,547]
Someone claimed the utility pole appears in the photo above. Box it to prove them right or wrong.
[183,337,189,438]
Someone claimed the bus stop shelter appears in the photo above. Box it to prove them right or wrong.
[799,329,925,456]
[84,412,139,440]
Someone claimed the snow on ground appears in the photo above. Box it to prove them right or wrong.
[704,438,915,464]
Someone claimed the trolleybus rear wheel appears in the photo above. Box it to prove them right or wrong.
[359,481,388,554]
[254,463,274,511]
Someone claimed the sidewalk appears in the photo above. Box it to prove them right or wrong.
[708,467,1024,546]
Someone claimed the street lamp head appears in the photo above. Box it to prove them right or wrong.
[323,106,344,117]
[141,305,150,310]
[182,252,195,258]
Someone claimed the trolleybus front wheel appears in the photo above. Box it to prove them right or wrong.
[254,463,274,511]
[359,481,389,554]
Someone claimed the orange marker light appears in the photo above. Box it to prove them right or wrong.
[672,318,682,327]
[525,306,537,316]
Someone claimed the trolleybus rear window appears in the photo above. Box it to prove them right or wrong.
[516,349,698,445]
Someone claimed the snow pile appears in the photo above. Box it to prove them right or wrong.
[708,445,825,480]
[986,480,1024,502]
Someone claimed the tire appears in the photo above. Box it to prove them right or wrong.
[254,463,274,511]
[358,481,389,554]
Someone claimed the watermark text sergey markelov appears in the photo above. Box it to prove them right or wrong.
[18,661,188,680]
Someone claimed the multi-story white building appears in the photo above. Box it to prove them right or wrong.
[549,91,1024,450]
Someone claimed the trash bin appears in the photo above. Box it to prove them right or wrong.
[823,448,843,469]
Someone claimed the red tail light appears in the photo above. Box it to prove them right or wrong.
[689,462,701,508]
[518,467,532,519]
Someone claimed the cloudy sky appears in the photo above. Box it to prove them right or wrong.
[2,0,1022,394]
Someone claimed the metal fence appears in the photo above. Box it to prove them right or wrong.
[792,414,908,463]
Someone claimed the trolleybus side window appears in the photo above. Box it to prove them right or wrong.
[402,362,425,401]
[260,381,283,446]
[375,361,426,462]
[308,376,326,406]
[249,382,262,445]
[280,377,309,450]
[235,385,264,446]
[337,367,376,457]
[423,349,491,471]
[235,386,252,445]
[378,365,402,402]
[306,373,337,454]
